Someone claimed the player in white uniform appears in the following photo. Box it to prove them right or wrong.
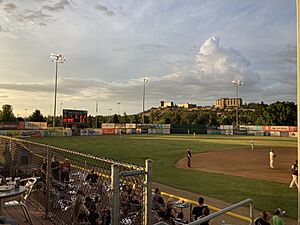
[269,149,276,168]
[250,139,255,150]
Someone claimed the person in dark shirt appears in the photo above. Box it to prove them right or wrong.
[88,203,100,225]
[51,157,60,181]
[199,207,210,225]
[85,170,98,185]
[289,160,298,188]
[255,210,272,225]
[152,187,166,218]
[192,197,207,221]
[61,159,71,182]
[186,148,192,168]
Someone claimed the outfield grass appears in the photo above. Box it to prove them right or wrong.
[28,135,297,219]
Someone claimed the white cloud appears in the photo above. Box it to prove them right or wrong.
[1,36,295,115]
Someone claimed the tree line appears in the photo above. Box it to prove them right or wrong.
[0,101,296,127]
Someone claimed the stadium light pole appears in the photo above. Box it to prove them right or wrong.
[24,108,27,121]
[50,53,66,130]
[142,78,149,124]
[231,80,243,127]
[117,102,121,115]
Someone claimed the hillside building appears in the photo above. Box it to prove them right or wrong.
[178,103,197,109]
[160,101,174,108]
[215,98,242,108]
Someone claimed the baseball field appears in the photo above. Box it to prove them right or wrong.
[28,134,297,220]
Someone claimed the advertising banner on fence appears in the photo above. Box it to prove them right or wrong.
[0,123,18,130]
[102,128,115,135]
[289,132,297,137]
[25,122,47,130]
[20,130,44,137]
[64,129,72,136]
[17,121,25,130]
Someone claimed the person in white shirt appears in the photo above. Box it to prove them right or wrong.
[250,139,255,150]
[269,149,276,169]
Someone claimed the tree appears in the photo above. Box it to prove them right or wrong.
[112,114,119,123]
[28,109,45,122]
[0,105,16,122]
[255,101,296,126]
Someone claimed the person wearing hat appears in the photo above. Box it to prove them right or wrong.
[186,147,192,168]
[272,208,285,225]
[269,149,276,168]
[289,160,298,188]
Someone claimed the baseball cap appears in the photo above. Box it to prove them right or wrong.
[275,208,285,215]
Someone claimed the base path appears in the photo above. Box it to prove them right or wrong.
[176,147,296,183]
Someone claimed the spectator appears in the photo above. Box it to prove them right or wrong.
[199,207,210,225]
[51,157,60,181]
[173,212,188,224]
[73,192,90,225]
[152,187,166,217]
[101,209,111,225]
[38,158,47,189]
[41,158,47,175]
[192,197,207,220]
[272,208,285,225]
[85,170,98,185]
[88,203,100,225]
[61,159,71,182]
[120,185,130,206]
[255,210,272,225]
[164,198,177,221]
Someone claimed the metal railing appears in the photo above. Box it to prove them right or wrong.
[160,192,252,223]
[154,198,254,225]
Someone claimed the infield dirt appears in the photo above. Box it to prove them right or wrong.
[176,147,296,184]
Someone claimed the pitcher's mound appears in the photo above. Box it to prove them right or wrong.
[176,147,296,183]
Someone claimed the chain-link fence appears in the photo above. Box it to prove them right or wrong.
[0,136,152,225]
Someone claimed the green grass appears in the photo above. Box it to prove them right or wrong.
[28,135,297,219]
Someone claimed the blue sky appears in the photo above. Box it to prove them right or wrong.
[0,0,296,116]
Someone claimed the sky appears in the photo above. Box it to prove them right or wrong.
[0,0,297,117]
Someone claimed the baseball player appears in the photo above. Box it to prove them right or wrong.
[289,160,298,188]
[250,139,255,150]
[186,148,192,168]
[269,149,276,168]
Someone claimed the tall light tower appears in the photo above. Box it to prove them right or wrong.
[231,80,243,127]
[50,53,66,130]
[95,100,99,128]
[117,102,121,115]
[24,108,28,121]
[142,78,149,124]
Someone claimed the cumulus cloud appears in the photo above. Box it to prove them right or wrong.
[3,3,17,13]
[0,24,9,32]
[95,4,114,16]
[195,37,260,85]
[0,37,295,114]
[42,0,70,12]
[17,9,51,24]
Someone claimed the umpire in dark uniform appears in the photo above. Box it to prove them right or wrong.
[186,147,192,168]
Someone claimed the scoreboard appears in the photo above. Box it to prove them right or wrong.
[62,109,87,126]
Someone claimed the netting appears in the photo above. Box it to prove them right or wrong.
[0,136,150,225]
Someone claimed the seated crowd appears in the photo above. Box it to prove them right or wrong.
[39,157,144,225]
[152,187,211,225]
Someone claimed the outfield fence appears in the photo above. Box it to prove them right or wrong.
[0,135,152,225]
